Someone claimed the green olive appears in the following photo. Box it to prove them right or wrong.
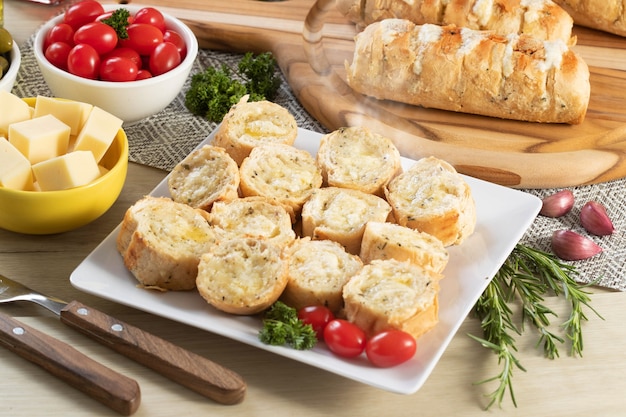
[0,28,13,55]
[0,56,8,78]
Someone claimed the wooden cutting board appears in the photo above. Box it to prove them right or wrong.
[119,0,626,188]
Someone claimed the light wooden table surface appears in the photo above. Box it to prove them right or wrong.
[2,1,626,416]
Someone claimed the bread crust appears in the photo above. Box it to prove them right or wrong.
[384,156,476,246]
[116,196,219,291]
[554,0,626,37]
[316,126,402,197]
[167,145,240,211]
[212,96,298,165]
[337,0,574,43]
[346,20,590,124]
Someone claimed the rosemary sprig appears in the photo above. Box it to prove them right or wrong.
[470,243,602,409]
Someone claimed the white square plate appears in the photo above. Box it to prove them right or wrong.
[71,127,541,394]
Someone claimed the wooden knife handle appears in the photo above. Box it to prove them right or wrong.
[60,301,246,405]
[0,312,141,416]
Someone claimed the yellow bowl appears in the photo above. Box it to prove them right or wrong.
[0,98,129,234]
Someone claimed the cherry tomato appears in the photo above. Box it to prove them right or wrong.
[102,47,142,70]
[298,306,335,340]
[67,43,100,79]
[133,7,166,32]
[121,23,164,56]
[63,0,105,30]
[323,319,366,358]
[44,23,74,50]
[163,29,186,59]
[365,330,417,368]
[100,56,138,82]
[148,42,180,76]
[73,22,118,55]
[45,41,72,70]
[136,69,153,80]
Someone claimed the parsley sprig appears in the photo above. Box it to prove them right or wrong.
[470,243,602,409]
[259,301,317,350]
[101,8,131,40]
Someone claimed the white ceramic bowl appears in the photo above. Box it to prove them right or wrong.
[33,4,198,124]
[0,42,20,93]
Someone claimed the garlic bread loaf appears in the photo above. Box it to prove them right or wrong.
[239,143,323,221]
[384,156,475,247]
[346,20,590,124]
[301,186,393,254]
[343,259,442,338]
[337,0,574,43]
[553,0,626,37]
[212,95,298,165]
[316,126,402,196]
[167,144,240,211]
[360,221,449,273]
[116,196,220,291]
[196,237,288,315]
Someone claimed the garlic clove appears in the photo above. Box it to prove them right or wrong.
[539,190,575,218]
[580,201,615,236]
[551,230,603,261]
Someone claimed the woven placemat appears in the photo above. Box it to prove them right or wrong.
[13,36,626,291]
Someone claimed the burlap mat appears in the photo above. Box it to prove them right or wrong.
[13,36,626,291]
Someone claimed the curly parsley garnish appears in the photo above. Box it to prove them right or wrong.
[101,8,131,40]
[258,301,317,350]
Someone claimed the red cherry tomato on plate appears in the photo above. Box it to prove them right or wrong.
[136,69,153,80]
[365,330,417,368]
[100,56,138,82]
[103,47,142,70]
[163,29,187,59]
[45,41,72,70]
[73,21,118,55]
[323,319,366,358]
[148,41,181,76]
[44,23,74,50]
[121,23,164,56]
[133,7,166,33]
[63,0,105,30]
[67,43,100,79]
[298,306,335,340]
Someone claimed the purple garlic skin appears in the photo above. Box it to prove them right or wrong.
[580,201,615,236]
[540,190,575,218]
[551,230,603,261]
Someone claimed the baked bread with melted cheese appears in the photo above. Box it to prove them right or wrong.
[212,95,298,165]
[167,144,240,211]
[384,156,476,247]
[342,258,442,338]
[116,196,219,291]
[316,126,402,196]
[239,143,323,221]
[554,0,626,37]
[301,186,392,254]
[346,20,590,124]
[280,237,363,313]
[196,237,288,315]
[209,196,296,249]
[360,221,449,273]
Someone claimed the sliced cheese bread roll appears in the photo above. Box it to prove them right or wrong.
[384,156,476,247]
[212,95,298,165]
[343,259,442,339]
[167,144,240,211]
[116,196,219,291]
[301,186,392,254]
[196,237,288,315]
[346,20,590,124]
[239,143,323,221]
[281,237,363,313]
[337,0,574,43]
[210,196,296,249]
[316,126,402,197]
[360,221,449,273]
[554,0,626,37]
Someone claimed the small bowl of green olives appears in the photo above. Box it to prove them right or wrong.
[0,27,19,93]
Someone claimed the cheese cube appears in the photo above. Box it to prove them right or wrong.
[73,106,123,163]
[33,96,94,136]
[8,114,71,164]
[31,150,101,191]
[0,90,32,137]
[0,137,34,190]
